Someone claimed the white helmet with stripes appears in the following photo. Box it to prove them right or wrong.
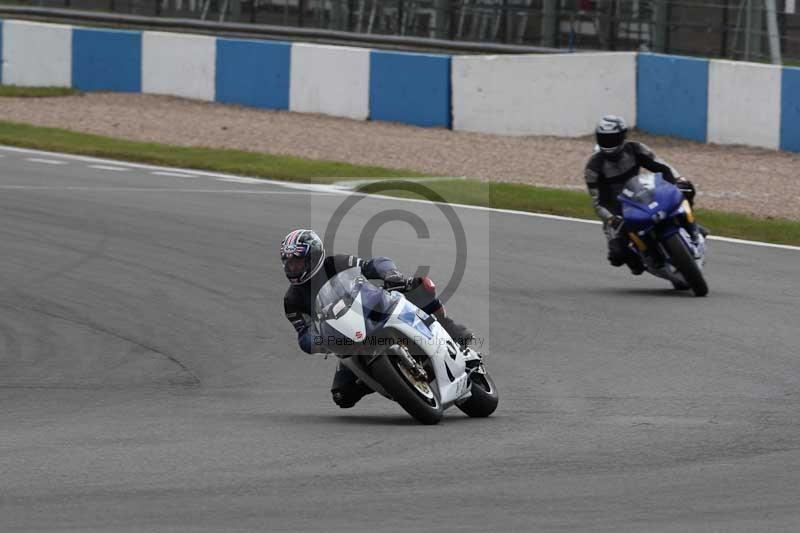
[280,229,325,285]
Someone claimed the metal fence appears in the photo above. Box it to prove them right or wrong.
[14,0,800,61]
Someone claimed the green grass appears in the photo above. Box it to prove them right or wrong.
[0,121,422,183]
[361,180,800,247]
[0,119,798,246]
[0,85,79,97]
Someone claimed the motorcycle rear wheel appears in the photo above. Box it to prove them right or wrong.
[665,233,708,297]
[371,352,443,425]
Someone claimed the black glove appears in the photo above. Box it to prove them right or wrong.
[382,270,411,292]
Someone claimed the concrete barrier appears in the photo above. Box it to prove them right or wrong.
[369,50,450,128]
[142,31,215,101]
[2,20,72,87]
[72,27,141,92]
[452,52,636,137]
[216,38,291,110]
[3,18,799,153]
[289,43,370,120]
[637,53,709,143]
[707,60,781,149]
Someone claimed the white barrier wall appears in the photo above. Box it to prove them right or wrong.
[2,20,72,87]
[142,32,216,101]
[290,43,370,120]
[707,60,781,149]
[452,52,637,137]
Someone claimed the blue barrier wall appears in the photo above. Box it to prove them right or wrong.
[369,50,450,128]
[780,67,800,152]
[637,53,709,143]
[72,28,141,92]
[216,38,291,110]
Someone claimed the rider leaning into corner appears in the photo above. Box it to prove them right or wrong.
[281,229,475,409]
[584,115,704,274]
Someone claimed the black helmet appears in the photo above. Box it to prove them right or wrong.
[595,115,627,155]
[280,229,325,285]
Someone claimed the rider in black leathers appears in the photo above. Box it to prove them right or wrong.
[281,229,473,408]
[585,115,700,274]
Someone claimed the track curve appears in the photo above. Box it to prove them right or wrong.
[1,148,799,532]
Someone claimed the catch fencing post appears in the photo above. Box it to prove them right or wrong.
[652,0,667,53]
[541,0,557,47]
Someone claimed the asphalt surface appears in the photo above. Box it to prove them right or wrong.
[1,146,799,532]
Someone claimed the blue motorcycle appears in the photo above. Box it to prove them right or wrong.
[617,173,708,296]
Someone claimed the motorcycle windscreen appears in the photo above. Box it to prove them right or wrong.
[315,267,364,316]
[620,173,659,206]
[359,282,401,332]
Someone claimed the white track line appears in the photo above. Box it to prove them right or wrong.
[216,177,268,184]
[2,144,798,253]
[26,158,65,165]
[698,235,800,251]
[0,185,335,194]
[151,171,200,178]
[88,165,130,172]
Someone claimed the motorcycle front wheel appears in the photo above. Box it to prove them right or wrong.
[665,233,709,297]
[371,352,443,425]
[457,369,499,418]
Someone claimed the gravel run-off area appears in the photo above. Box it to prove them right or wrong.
[1,92,798,220]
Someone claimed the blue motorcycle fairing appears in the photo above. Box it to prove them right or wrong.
[619,173,685,232]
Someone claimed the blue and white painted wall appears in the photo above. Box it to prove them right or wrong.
[637,53,800,151]
[0,18,452,129]
[1,18,800,152]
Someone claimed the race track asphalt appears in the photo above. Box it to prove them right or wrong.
[1,146,799,532]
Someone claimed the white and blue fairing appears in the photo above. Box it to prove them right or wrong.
[315,272,400,342]
[315,267,471,406]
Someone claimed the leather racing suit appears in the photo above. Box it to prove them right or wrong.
[584,141,692,269]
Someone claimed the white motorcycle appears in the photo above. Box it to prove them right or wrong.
[314,267,498,425]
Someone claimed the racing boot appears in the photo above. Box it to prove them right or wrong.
[330,362,373,408]
[614,246,644,275]
[608,236,643,275]
[625,256,645,276]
